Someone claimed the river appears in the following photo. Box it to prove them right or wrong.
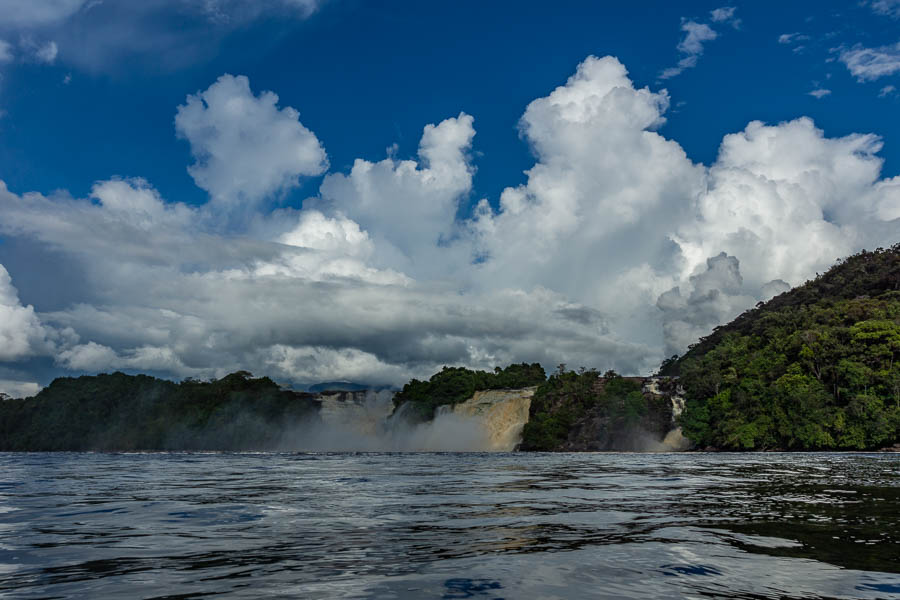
[0,452,898,598]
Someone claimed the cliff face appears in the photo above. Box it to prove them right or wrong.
[520,373,688,451]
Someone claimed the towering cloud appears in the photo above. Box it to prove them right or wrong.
[471,56,705,348]
[674,117,899,290]
[319,113,476,276]
[0,57,897,391]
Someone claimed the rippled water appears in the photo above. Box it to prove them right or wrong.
[1,452,898,599]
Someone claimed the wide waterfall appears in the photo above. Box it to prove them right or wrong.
[307,388,535,452]
[307,382,685,452]
[435,388,536,451]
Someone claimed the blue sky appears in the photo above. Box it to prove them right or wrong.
[0,0,898,394]
[3,0,898,212]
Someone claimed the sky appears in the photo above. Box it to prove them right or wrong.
[0,0,899,395]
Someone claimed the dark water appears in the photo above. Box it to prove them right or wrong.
[0,453,898,599]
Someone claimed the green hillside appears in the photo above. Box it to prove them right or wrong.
[0,371,319,451]
[663,244,900,450]
[519,369,674,451]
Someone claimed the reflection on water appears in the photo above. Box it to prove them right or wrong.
[0,452,897,598]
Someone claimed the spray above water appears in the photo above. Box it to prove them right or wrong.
[280,389,531,452]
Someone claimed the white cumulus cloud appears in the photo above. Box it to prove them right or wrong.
[470,56,705,355]
[318,113,475,276]
[0,264,53,361]
[175,74,328,209]
[0,56,898,387]
[673,117,898,291]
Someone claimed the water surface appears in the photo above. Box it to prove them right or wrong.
[0,452,898,598]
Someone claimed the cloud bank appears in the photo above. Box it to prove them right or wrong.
[0,0,325,75]
[0,55,897,396]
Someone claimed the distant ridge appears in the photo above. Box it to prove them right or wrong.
[306,381,374,393]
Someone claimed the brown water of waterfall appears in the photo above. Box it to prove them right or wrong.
[295,390,496,451]
[311,388,535,451]
[643,377,690,450]
[437,387,536,451]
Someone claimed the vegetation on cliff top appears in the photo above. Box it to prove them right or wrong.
[391,362,546,421]
[520,368,671,451]
[665,244,900,450]
[0,371,318,451]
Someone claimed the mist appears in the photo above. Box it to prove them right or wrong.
[161,390,498,453]
[284,391,495,452]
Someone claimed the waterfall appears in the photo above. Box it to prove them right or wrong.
[308,382,686,452]
[308,390,507,451]
[435,388,536,451]
[643,377,690,451]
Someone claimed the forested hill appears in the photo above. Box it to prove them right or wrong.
[662,244,900,451]
[0,371,319,451]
